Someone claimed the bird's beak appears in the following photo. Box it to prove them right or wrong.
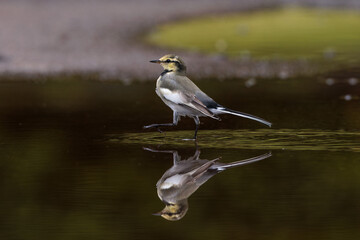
[152,211,163,216]
[150,59,161,64]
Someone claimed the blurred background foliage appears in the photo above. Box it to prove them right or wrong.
[147,8,360,71]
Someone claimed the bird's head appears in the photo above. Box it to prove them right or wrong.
[153,202,188,221]
[150,54,186,73]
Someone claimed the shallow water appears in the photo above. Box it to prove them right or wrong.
[0,74,359,239]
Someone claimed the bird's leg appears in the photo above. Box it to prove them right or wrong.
[143,147,181,165]
[193,148,201,160]
[143,112,179,133]
[143,123,173,133]
[183,116,200,141]
[193,116,200,140]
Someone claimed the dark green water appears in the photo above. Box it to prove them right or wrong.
[0,73,359,239]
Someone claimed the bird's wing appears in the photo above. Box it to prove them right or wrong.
[190,159,218,181]
[157,159,219,192]
[159,87,219,120]
[183,92,219,119]
[175,75,221,108]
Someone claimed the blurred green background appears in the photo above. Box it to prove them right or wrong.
[147,8,360,62]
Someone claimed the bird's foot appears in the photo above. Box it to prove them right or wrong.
[182,132,198,141]
[143,124,155,129]
[182,138,197,141]
[143,124,164,133]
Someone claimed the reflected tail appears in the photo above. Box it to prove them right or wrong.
[215,152,272,171]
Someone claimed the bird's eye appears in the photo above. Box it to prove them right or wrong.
[165,59,171,63]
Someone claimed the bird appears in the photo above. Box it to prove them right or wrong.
[145,147,272,221]
[144,54,272,140]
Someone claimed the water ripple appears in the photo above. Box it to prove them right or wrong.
[111,129,360,152]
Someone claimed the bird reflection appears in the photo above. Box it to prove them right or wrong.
[145,148,272,221]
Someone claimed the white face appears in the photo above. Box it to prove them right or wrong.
[155,55,186,72]
[159,56,179,71]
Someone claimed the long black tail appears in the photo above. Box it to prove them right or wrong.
[213,107,272,127]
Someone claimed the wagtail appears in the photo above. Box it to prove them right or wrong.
[145,147,272,221]
[144,54,272,140]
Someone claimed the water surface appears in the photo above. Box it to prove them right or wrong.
[0,74,359,239]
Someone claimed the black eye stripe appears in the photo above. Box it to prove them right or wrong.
[163,59,178,63]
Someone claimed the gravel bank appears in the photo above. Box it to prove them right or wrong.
[0,0,359,80]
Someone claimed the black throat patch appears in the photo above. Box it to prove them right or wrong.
[161,69,173,76]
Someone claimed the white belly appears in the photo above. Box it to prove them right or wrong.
[155,88,207,117]
[160,174,185,189]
